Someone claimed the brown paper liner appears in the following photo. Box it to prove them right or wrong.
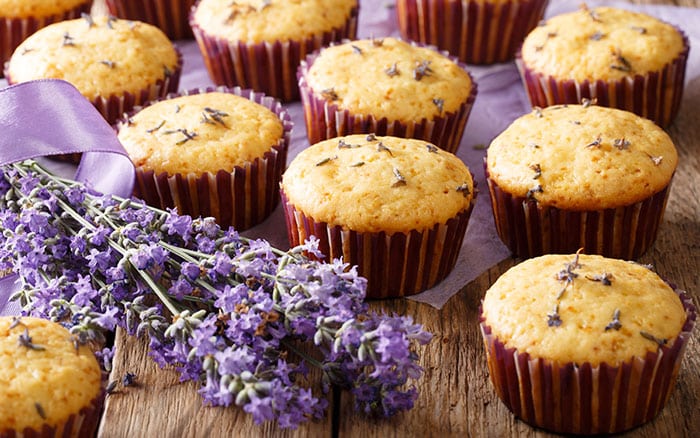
[516,30,689,128]
[396,0,548,65]
[480,290,696,435]
[280,191,475,298]
[121,86,292,231]
[190,6,358,102]
[0,1,94,78]
[485,163,673,260]
[297,43,477,154]
[105,0,195,40]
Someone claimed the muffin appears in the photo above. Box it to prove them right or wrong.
[105,0,196,40]
[485,103,677,259]
[117,87,292,231]
[190,0,359,102]
[480,253,696,434]
[518,6,689,127]
[5,15,182,125]
[0,316,103,437]
[0,0,93,77]
[395,0,549,65]
[298,37,477,154]
[280,134,475,298]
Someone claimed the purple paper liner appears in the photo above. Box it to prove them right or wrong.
[297,41,477,154]
[484,163,673,260]
[516,29,689,128]
[105,0,196,40]
[190,6,359,102]
[396,0,548,65]
[479,289,696,435]
[280,190,475,298]
[0,1,93,78]
[119,86,292,231]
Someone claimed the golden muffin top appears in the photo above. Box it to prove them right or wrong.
[0,0,88,18]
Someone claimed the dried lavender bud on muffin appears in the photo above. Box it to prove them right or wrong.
[486,103,677,259]
[6,15,181,124]
[298,37,476,153]
[0,316,103,436]
[518,6,689,127]
[281,134,475,298]
[481,253,695,434]
[190,0,358,101]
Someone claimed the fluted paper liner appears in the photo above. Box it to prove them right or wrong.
[480,290,696,435]
[297,43,477,154]
[280,191,474,298]
[516,30,689,127]
[396,0,548,65]
[122,86,292,231]
[0,1,93,78]
[105,0,196,40]
[190,6,358,102]
[485,164,673,259]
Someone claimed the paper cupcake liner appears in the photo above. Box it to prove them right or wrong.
[190,6,358,102]
[516,30,689,127]
[297,43,477,154]
[0,1,93,78]
[105,0,195,40]
[396,0,548,65]
[480,290,696,434]
[280,191,474,298]
[485,164,672,259]
[122,86,292,231]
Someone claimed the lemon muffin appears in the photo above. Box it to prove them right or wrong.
[518,6,689,127]
[298,37,477,153]
[190,0,359,102]
[5,15,182,125]
[281,134,475,298]
[0,316,103,437]
[0,0,93,77]
[117,87,291,230]
[396,0,548,64]
[485,103,677,259]
[480,253,696,434]
[105,0,195,40]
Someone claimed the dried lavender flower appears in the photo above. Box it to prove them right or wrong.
[605,309,622,331]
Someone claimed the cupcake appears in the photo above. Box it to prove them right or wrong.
[117,87,292,231]
[298,37,477,154]
[485,103,677,259]
[518,6,689,127]
[105,0,196,40]
[280,134,475,298]
[0,316,103,437]
[0,0,93,77]
[480,253,696,434]
[5,15,182,125]
[395,0,549,65]
[190,0,359,102]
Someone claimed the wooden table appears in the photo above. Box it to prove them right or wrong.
[96,1,700,436]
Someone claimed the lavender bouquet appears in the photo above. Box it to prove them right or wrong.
[0,159,431,429]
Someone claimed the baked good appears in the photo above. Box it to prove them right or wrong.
[480,253,696,434]
[485,103,677,259]
[5,15,182,125]
[280,134,475,298]
[190,0,359,102]
[105,0,196,40]
[518,5,689,127]
[395,0,548,64]
[0,316,103,436]
[117,87,291,231]
[0,0,93,77]
[297,37,477,153]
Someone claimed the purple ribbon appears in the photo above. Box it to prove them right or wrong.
[0,79,135,315]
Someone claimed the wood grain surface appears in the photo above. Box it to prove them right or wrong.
[95,1,700,437]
